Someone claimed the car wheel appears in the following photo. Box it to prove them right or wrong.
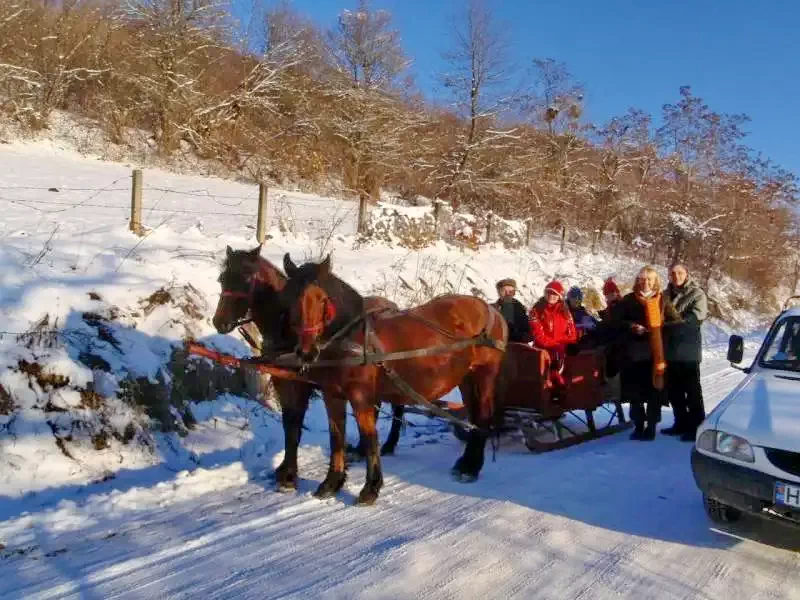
[703,494,742,524]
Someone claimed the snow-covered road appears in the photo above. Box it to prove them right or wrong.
[2,355,798,600]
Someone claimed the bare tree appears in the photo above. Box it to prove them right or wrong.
[323,0,417,229]
[435,0,517,207]
[327,0,408,90]
[0,1,108,127]
[519,58,587,244]
[119,0,233,152]
[588,108,655,253]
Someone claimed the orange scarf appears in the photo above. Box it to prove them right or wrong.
[636,292,667,390]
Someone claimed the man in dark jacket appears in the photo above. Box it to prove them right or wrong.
[664,264,709,441]
[492,278,531,343]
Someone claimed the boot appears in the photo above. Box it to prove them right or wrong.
[630,422,645,441]
[642,423,656,441]
[661,424,684,436]
[680,427,697,442]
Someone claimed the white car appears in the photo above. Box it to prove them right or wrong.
[691,301,800,528]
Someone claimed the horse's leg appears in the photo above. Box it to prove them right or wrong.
[453,363,499,482]
[273,380,312,492]
[380,404,404,456]
[353,400,384,505]
[314,394,348,499]
[452,376,478,478]
[346,403,380,462]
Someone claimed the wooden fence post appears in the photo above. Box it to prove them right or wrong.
[485,211,493,244]
[130,169,143,236]
[256,182,269,243]
[525,218,532,246]
[357,193,368,234]
[432,200,441,236]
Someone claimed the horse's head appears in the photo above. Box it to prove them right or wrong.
[213,244,266,334]
[282,253,343,361]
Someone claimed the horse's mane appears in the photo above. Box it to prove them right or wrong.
[256,256,286,290]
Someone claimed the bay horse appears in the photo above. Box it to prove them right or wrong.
[211,244,401,492]
[280,253,508,505]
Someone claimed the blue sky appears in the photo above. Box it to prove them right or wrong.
[234,0,798,175]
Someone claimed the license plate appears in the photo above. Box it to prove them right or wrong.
[775,482,800,508]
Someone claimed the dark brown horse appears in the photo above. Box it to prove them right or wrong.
[211,245,401,492]
[280,253,508,505]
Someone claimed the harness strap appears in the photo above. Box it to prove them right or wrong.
[237,325,261,353]
[272,333,503,368]
[364,327,480,433]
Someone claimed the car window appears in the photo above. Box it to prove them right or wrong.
[760,317,800,372]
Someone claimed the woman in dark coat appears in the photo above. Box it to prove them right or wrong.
[613,266,682,440]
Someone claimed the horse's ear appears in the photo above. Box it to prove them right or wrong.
[319,254,332,278]
[249,244,262,258]
[226,245,233,258]
[283,253,298,278]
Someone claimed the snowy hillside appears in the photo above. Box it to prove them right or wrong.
[1,143,798,599]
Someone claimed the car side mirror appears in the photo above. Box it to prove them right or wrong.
[727,335,744,364]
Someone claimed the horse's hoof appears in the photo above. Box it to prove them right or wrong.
[313,473,346,499]
[450,457,466,476]
[313,486,337,499]
[451,458,479,482]
[355,489,379,506]
[277,483,297,493]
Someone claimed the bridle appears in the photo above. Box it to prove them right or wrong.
[220,273,263,328]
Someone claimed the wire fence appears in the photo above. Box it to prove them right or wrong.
[0,170,362,238]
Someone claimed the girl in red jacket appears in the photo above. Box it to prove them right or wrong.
[529,280,578,388]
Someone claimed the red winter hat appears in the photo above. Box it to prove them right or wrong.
[602,278,620,296]
[544,280,565,298]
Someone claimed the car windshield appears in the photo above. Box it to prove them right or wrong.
[760,316,800,372]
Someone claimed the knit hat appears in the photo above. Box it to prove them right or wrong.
[602,278,620,297]
[496,278,517,290]
[566,286,583,302]
[544,280,565,298]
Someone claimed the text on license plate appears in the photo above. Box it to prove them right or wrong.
[775,482,800,507]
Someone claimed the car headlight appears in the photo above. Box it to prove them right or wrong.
[697,430,755,463]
